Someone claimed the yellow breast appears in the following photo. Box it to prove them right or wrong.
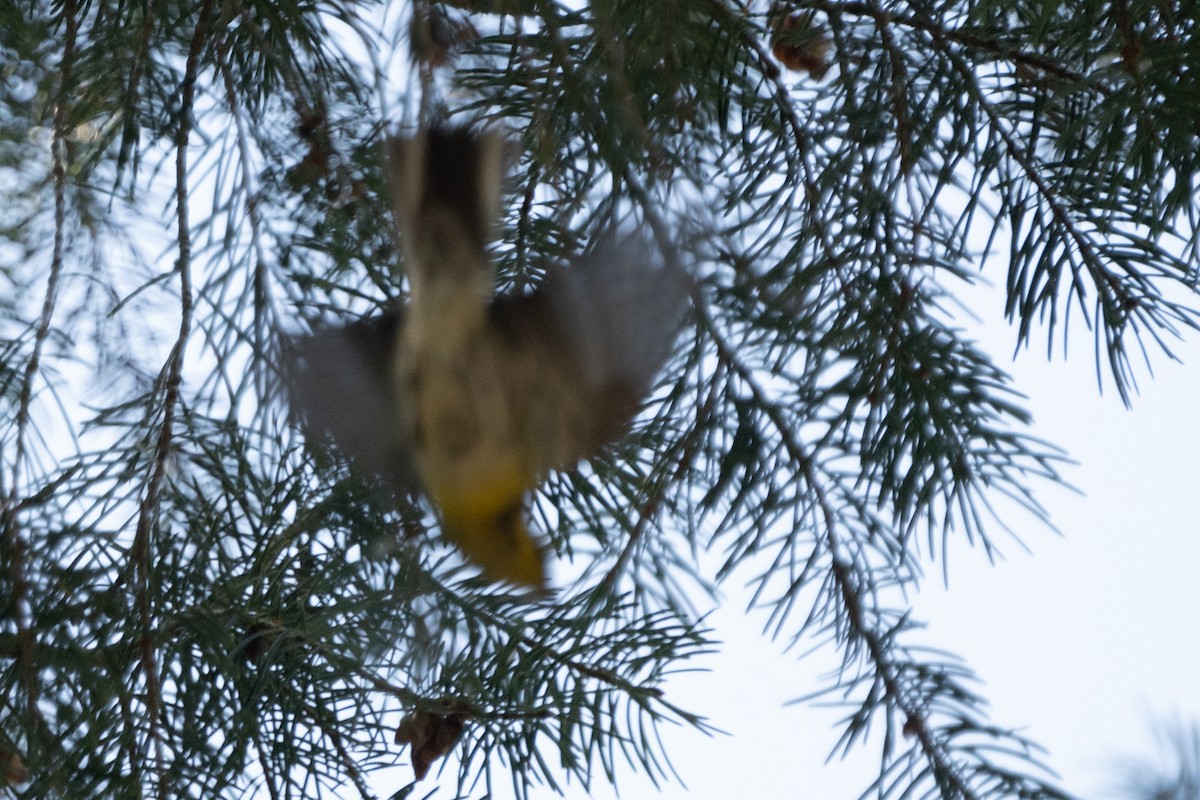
[400,336,546,588]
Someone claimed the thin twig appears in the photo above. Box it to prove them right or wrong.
[808,0,1098,90]
[564,9,986,775]
[696,296,984,800]
[0,0,79,764]
[129,2,214,796]
[212,19,277,396]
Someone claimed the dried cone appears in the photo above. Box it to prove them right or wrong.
[238,619,284,665]
[410,2,478,68]
[771,12,832,79]
[1,746,29,786]
[395,703,472,780]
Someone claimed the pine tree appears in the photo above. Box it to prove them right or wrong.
[1118,719,1200,800]
[2,0,1197,797]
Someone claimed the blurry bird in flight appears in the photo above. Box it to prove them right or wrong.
[284,126,688,590]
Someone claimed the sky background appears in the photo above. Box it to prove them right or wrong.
[544,276,1200,800]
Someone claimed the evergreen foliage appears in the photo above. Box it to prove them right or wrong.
[2,0,1197,797]
[1118,719,1200,800]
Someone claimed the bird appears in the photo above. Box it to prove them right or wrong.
[283,126,689,590]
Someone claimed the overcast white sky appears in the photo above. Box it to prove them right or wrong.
[541,277,1200,800]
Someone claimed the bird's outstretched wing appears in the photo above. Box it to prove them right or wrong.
[488,233,690,475]
[283,311,418,495]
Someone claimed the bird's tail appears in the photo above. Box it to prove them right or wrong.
[384,125,507,254]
